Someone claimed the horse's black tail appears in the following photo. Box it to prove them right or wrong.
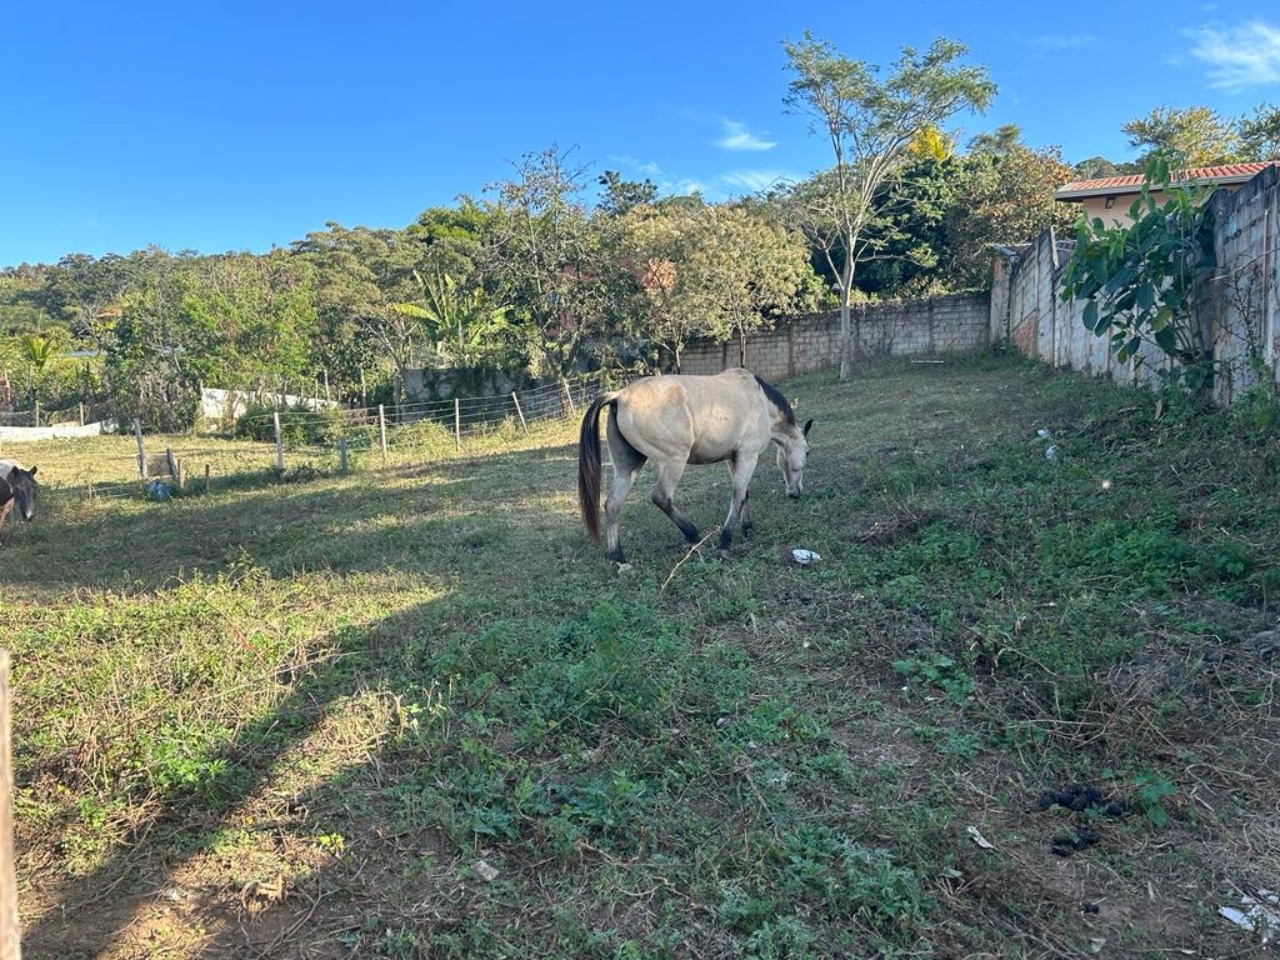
[578,394,614,541]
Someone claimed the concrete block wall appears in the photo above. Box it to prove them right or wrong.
[676,293,991,380]
[992,165,1280,405]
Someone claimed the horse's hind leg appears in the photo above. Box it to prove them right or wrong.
[604,419,646,564]
[651,460,700,546]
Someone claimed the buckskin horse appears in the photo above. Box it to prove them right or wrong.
[0,460,38,544]
[577,368,812,564]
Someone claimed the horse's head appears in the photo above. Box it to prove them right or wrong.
[774,419,813,498]
[6,464,38,521]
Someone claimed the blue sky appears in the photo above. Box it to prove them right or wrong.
[4,1,1279,268]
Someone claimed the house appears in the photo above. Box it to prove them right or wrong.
[1054,161,1280,226]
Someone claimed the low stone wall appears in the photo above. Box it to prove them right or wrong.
[678,293,991,380]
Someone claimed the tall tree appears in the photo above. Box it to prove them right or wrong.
[967,123,1023,156]
[1238,103,1280,160]
[782,33,995,378]
[597,171,659,218]
[481,146,611,379]
[291,224,424,405]
[1122,106,1238,168]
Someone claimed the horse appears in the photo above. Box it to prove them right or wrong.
[578,368,812,565]
[0,460,38,544]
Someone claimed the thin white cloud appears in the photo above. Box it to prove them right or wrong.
[605,155,663,176]
[669,178,709,196]
[719,169,795,194]
[1187,19,1280,91]
[717,120,777,152]
[1030,33,1099,50]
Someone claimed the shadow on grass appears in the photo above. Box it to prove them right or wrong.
[17,596,451,960]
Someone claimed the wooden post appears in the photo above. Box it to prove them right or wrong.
[176,458,186,491]
[377,405,388,460]
[33,401,39,428]
[511,392,527,431]
[339,437,348,474]
[134,418,148,479]
[78,402,85,427]
[273,411,284,473]
[323,369,330,401]
[454,399,462,451]
[360,369,367,407]
[204,464,211,495]
[561,379,576,416]
[0,649,21,960]
[165,448,177,479]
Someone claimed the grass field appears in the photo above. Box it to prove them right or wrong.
[2,355,1278,959]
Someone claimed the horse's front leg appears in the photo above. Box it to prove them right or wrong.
[719,452,759,555]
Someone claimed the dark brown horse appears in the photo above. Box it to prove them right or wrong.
[578,368,812,564]
[0,460,38,544]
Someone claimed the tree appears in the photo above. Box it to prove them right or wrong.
[1060,157,1217,395]
[619,201,816,370]
[291,224,425,406]
[1072,156,1127,180]
[481,146,613,380]
[967,123,1023,156]
[782,33,996,379]
[1122,106,1238,168]
[941,145,1077,288]
[597,171,659,217]
[1238,103,1280,160]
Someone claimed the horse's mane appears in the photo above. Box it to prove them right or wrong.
[753,374,796,425]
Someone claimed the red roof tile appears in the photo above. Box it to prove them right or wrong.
[1056,161,1280,200]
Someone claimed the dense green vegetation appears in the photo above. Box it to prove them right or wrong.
[3,356,1278,957]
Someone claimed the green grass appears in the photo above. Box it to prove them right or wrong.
[2,354,1278,959]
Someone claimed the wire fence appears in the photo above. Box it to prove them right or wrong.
[25,372,610,502]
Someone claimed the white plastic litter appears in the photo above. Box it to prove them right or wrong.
[1219,889,1280,943]
[1044,445,1059,461]
[791,549,821,565]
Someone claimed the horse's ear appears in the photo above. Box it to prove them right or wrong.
[803,419,814,437]
[28,466,37,477]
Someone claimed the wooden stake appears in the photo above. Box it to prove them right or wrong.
[378,405,388,460]
[562,378,576,416]
[134,418,148,479]
[512,392,527,431]
[339,437,348,474]
[273,411,284,473]
[0,650,21,960]
[454,398,462,451]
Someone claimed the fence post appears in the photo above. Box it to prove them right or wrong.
[79,402,85,427]
[33,401,39,428]
[0,649,21,960]
[339,437,348,474]
[134,418,148,479]
[273,412,284,473]
[511,392,527,431]
[204,464,211,495]
[165,448,177,479]
[378,405,388,460]
[176,458,186,491]
[454,399,462,451]
[561,379,576,416]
